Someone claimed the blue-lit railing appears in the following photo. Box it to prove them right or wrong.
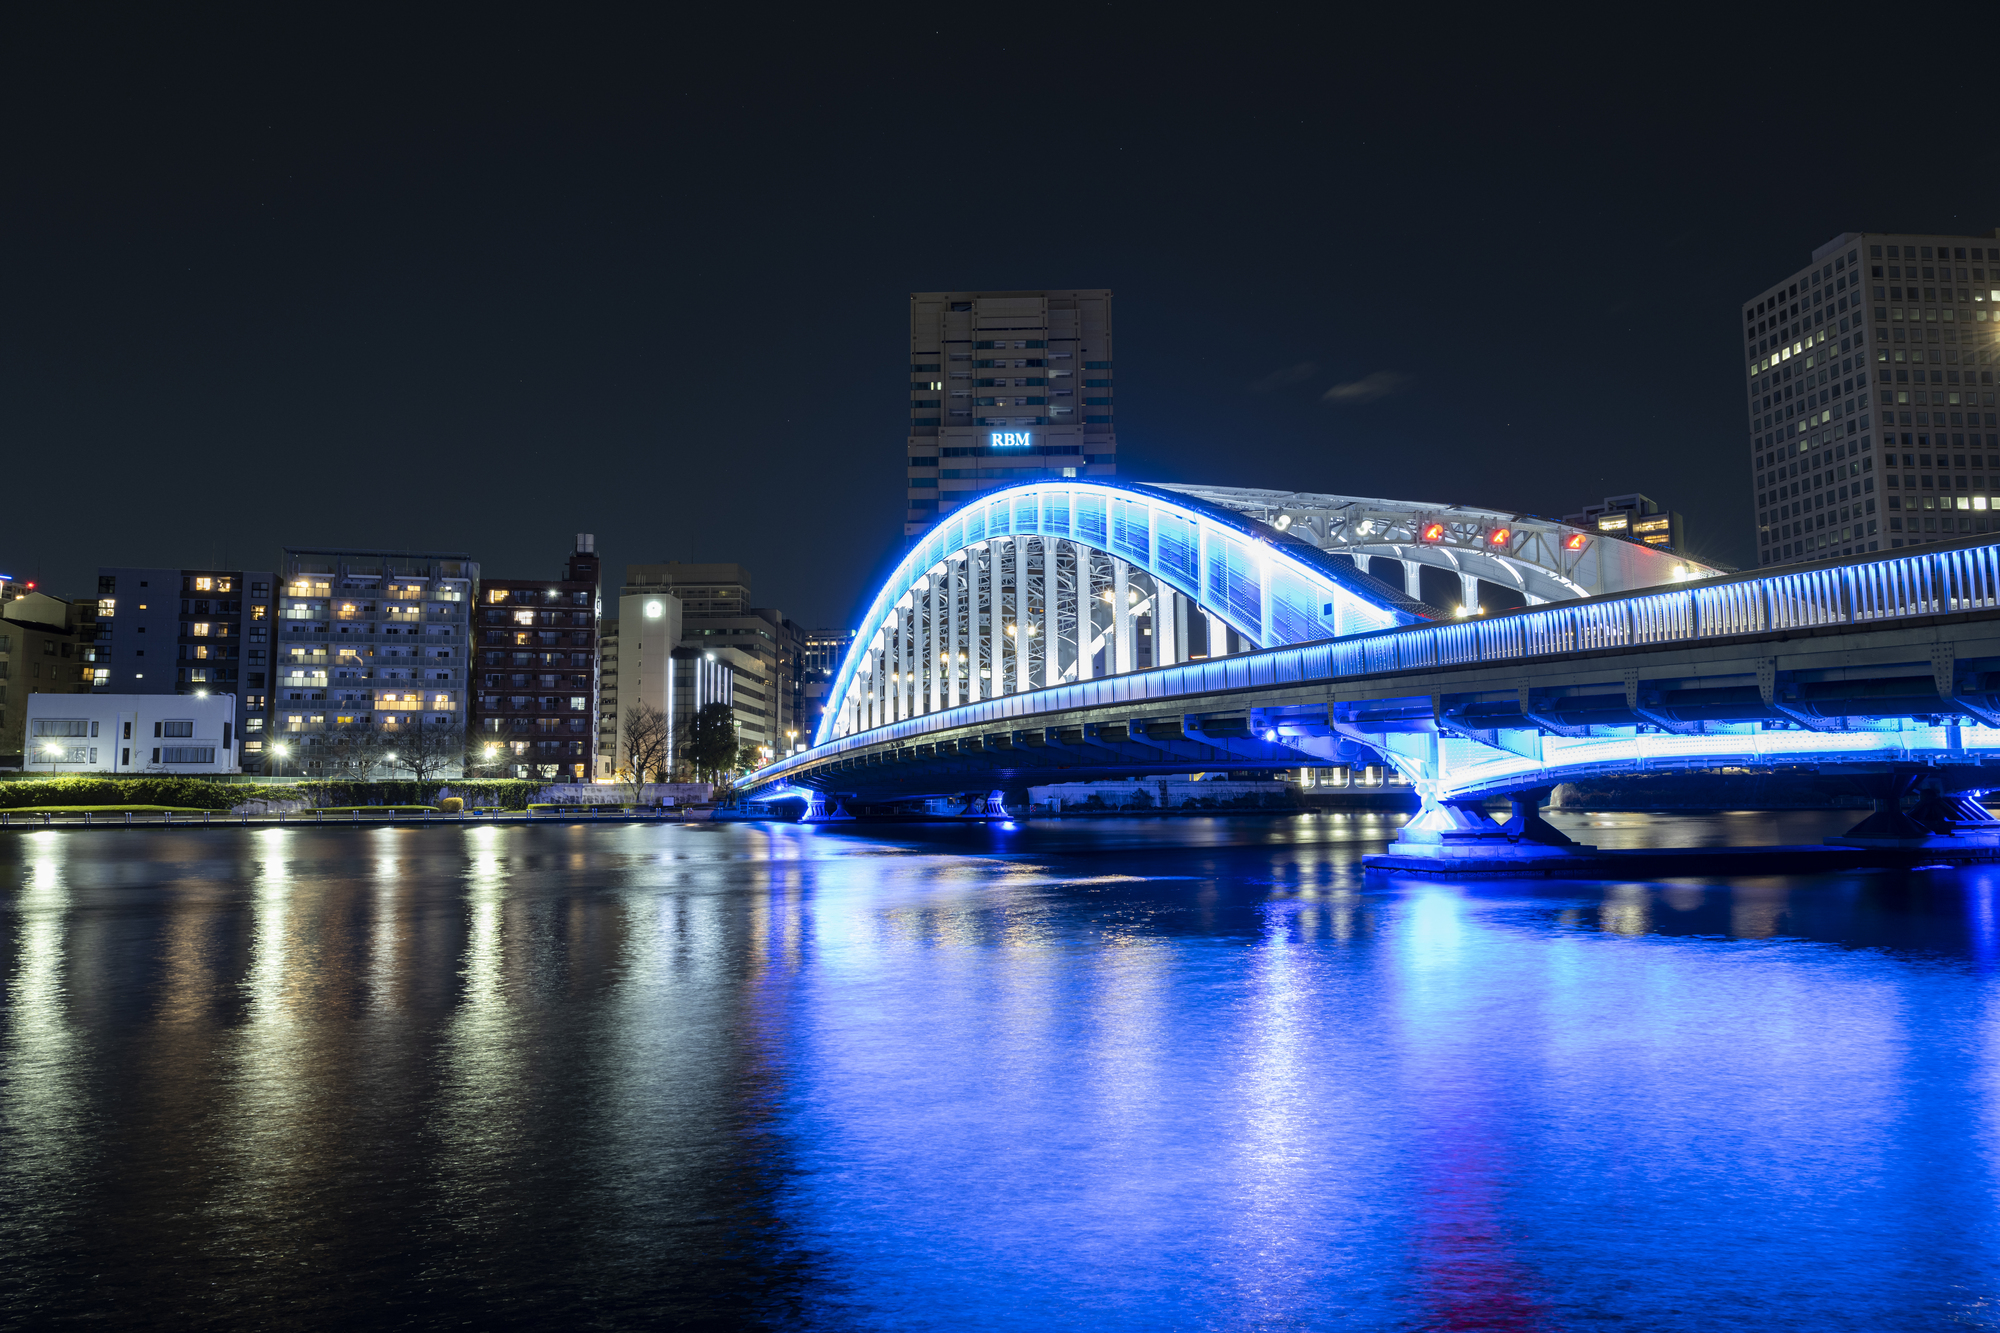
[755,537,2000,787]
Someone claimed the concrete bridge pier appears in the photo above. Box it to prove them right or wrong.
[802,792,855,822]
[1379,784,1597,864]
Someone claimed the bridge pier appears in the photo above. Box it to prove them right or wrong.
[802,792,855,822]
[1379,784,1596,863]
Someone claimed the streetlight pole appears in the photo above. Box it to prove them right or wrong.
[43,741,62,776]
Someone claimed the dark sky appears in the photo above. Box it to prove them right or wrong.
[6,11,1994,624]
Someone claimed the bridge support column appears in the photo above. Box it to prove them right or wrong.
[947,557,961,707]
[1205,607,1227,657]
[927,573,941,714]
[984,789,1009,817]
[1015,537,1030,693]
[1158,587,1178,667]
[988,542,1001,699]
[802,791,855,822]
[1113,559,1133,674]
[1073,541,1093,681]
[1403,559,1422,601]
[1042,537,1059,690]
[1459,571,1480,616]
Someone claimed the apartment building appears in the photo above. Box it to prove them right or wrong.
[907,290,1115,537]
[1560,495,1685,554]
[24,692,240,774]
[0,591,96,767]
[275,548,477,775]
[93,566,275,770]
[1746,230,2000,566]
[617,562,791,768]
[469,536,602,781]
[596,616,617,779]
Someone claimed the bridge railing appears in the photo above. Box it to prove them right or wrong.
[752,536,2000,786]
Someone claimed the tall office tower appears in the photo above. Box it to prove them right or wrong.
[469,535,602,782]
[274,548,477,776]
[907,289,1115,537]
[1745,230,2000,567]
[94,566,275,771]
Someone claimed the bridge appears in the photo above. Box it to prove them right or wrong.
[746,479,2000,858]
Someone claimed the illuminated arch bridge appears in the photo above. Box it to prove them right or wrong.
[753,484,2000,839]
[815,478,1708,747]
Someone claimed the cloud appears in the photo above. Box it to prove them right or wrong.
[1322,370,1415,404]
[1248,361,1319,393]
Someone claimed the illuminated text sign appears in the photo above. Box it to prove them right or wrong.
[989,431,1033,449]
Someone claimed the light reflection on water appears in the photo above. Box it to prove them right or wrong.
[3,812,2000,1329]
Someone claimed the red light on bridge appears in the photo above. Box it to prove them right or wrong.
[1419,523,1446,543]
[1487,527,1511,547]
[1563,533,1588,551]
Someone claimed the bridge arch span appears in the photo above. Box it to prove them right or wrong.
[821,479,1440,745]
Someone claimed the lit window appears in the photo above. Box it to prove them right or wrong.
[193,577,213,591]
[190,622,210,636]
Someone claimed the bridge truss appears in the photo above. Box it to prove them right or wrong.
[1161,483,1720,606]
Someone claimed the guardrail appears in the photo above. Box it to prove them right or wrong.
[753,536,2000,787]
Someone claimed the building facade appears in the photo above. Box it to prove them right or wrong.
[274,548,477,777]
[1,592,96,767]
[24,692,240,773]
[799,627,854,749]
[1561,495,1685,554]
[907,290,1115,537]
[1747,231,2000,566]
[620,562,788,767]
[93,567,275,771]
[596,615,618,779]
[470,536,602,781]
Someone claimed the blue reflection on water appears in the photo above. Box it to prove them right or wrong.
[4,810,2000,1329]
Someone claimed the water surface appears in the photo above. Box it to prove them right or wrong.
[4,811,1998,1330]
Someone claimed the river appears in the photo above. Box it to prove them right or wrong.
[4,811,1998,1330]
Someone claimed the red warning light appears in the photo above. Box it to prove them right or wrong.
[1419,522,1446,543]
[1487,527,1512,547]
[24,581,34,589]
[1563,533,1588,551]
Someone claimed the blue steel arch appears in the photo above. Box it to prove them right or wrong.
[821,478,1443,745]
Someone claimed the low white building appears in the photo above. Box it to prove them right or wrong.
[23,692,241,774]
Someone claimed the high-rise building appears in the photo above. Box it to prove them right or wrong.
[274,548,477,776]
[1746,230,2000,567]
[93,566,275,770]
[469,536,602,781]
[595,615,618,780]
[907,289,1115,537]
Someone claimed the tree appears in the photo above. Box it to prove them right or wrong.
[682,702,737,785]
[386,712,460,783]
[319,718,385,780]
[618,701,673,801]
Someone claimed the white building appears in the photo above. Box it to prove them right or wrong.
[24,692,240,773]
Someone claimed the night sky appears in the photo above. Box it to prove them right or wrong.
[7,12,1994,625]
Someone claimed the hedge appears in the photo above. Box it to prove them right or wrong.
[0,778,244,811]
[0,777,548,812]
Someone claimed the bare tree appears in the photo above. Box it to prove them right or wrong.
[320,719,386,780]
[618,701,672,803]
[385,713,461,784]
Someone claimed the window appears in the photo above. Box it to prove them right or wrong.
[159,746,216,764]
[30,719,89,737]
[161,719,194,737]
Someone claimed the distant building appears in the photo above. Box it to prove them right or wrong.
[1561,494,1685,553]
[24,692,240,774]
[621,562,789,766]
[0,592,96,767]
[1745,230,2000,566]
[470,536,602,781]
[800,627,854,746]
[595,616,618,779]
[906,289,1115,537]
[275,548,477,777]
[94,566,275,771]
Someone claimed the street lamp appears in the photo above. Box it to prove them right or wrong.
[270,741,290,779]
[42,741,63,775]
